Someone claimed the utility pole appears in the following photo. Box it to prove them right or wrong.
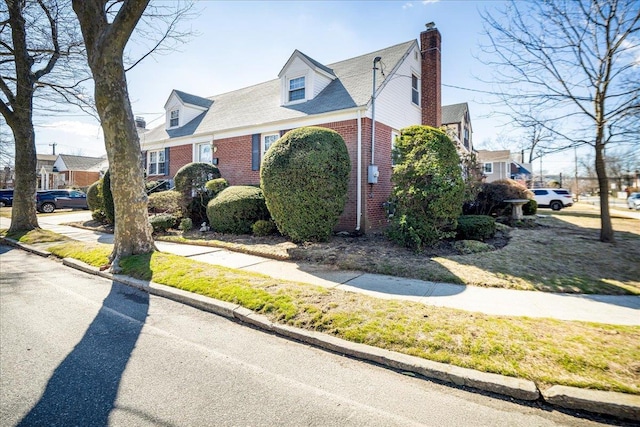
[49,142,57,155]
[574,147,579,201]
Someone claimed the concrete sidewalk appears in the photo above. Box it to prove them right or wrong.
[19,215,640,326]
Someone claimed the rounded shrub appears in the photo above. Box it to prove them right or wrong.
[523,199,538,216]
[456,215,496,241]
[101,170,115,225]
[387,126,464,251]
[148,190,181,215]
[149,213,177,233]
[174,162,222,224]
[179,218,193,232]
[260,126,350,243]
[86,179,103,212]
[207,186,270,234]
[466,179,533,216]
[205,178,229,197]
[252,219,277,237]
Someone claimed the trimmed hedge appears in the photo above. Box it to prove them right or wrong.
[456,215,496,241]
[252,219,277,237]
[261,127,350,243]
[148,190,181,215]
[174,162,222,224]
[387,126,464,251]
[149,213,178,233]
[205,178,229,197]
[523,199,538,216]
[207,186,271,234]
[86,180,103,212]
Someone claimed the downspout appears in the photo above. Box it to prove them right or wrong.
[356,109,362,231]
[371,56,381,165]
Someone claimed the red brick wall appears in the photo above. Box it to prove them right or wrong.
[65,171,100,188]
[148,117,396,233]
[420,27,441,128]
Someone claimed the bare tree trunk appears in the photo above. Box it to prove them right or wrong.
[72,0,155,271]
[595,141,614,243]
[8,113,39,232]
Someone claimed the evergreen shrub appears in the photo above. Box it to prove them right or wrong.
[207,186,270,234]
[149,213,177,233]
[260,126,350,242]
[252,219,277,236]
[102,170,115,225]
[456,215,496,241]
[174,162,222,224]
[148,190,181,215]
[387,126,464,251]
[465,179,533,216]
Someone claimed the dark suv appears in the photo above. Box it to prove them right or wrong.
[37,189,88,213]
[0,189,13,207]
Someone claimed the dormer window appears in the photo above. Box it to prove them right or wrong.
[288,77,305,102]
[169,109,179,127]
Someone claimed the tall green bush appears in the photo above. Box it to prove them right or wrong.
[101,170,115,225]
[207,186,270,234]
[86,179,103,212]
[260,126,351,242]
[148,190,181,215]
[174,162,221,224]
[387,126,464,251]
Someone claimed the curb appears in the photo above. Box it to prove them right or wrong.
[3,239,638,421]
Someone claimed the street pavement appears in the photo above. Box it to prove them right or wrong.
[2,248,615,427]
[5,211,638,326]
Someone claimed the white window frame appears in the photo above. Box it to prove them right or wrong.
[262,133,279,156]
[483,162,493,174]
[148,150,166,176]
[288,76,305,102]
[411,74,419,106]
[169,109,179,128]
[196,142,212,163]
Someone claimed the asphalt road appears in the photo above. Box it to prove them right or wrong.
[0,246,621,427]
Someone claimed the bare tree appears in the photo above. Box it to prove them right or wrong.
[0,0,89,232]
[70,0,156,271]
[481,0,640,243]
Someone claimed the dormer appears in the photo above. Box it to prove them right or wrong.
[164,89,213,130]
[278,50,336,106]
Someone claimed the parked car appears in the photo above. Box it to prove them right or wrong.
[531,188,574,211]
[628,192,640,210]
[0,189,13,207]
[37,189,88,213]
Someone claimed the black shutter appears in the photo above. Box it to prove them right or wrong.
[251,134,260,171]
[164,147,170,176]
[279,130,286,137]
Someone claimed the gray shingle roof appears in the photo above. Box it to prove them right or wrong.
[442,102,468,125]
[174,90,214,109]
[143,40,417,143]
[59,155,105,171]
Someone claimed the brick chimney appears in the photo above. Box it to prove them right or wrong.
[420,22,441,128]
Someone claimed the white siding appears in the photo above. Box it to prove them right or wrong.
[372,45,421,130]
[164,93,207,130]
[313,72,332,97]
[279,55,333,103]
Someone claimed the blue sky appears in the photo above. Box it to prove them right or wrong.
[31,0,583,175]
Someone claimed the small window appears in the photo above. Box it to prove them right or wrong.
[197,143,212,163]
[483,163,493,174]
[411,74,419,105]
[263,134,279,155]
[169,109,179,127]
[148,150,166,175]
[289,77,305,102]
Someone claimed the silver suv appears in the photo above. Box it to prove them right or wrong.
[532,188,573,211]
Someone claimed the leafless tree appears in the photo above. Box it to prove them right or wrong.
[0,0,89,232]
[480,0,640,243]
[72,0,194,271]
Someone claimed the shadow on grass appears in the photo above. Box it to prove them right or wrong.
[18,277,150,425]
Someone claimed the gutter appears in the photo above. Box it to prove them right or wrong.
[356,109,362,231]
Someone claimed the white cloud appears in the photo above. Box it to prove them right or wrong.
[422,0,440,4]
[402,2,413,9]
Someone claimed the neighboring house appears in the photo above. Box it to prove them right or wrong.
[36,154,57,190]
[140,23,449,232]
[476,150,532,184]
[45,154,109,189]
[442,102,473,153]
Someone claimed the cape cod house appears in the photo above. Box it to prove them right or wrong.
[139,23,472,232]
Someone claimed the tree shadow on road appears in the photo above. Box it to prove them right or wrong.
[18,281,149,426]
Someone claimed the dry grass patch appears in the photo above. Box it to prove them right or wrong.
[44,240,640,394]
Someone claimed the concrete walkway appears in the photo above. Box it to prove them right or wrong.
[3,212,639,325]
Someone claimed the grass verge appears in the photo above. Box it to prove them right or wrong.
[46,240,640,395]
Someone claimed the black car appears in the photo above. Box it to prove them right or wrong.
[0,189,13,207]
[37,189,88,213]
